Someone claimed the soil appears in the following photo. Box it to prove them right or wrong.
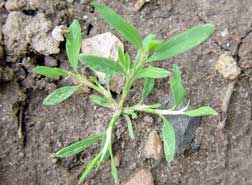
[1,0,252,185]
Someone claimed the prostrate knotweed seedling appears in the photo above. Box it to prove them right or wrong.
[33,2,217,184]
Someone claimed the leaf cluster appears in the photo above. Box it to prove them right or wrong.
[33,2,217,184]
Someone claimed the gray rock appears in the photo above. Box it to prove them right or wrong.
[162,95,201,154]
[2,12,60,62]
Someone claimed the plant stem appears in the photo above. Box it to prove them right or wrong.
[101,112,120,160]
[126,104,188,116]
[70,72,116,105]
[118,51,146,110]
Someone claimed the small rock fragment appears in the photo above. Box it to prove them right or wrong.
[52,25,67,42]
[82,32,124,93]
[125,169,154,185]
[134,0,151,11]
[44,56,58,67]
[220,28,229,37]
[144,130,163,160]
[143,115,154,124]
[215,53,240,80]
[114,153,121,167]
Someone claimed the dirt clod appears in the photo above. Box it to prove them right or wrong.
[215,53,241,80]
[2,11,60,62]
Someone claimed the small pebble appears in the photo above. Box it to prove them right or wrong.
[125,169,154,185]
[144,130,163,160]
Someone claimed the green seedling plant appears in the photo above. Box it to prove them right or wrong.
[33,2,217,184]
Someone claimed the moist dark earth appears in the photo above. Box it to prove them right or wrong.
[1,0,252,185]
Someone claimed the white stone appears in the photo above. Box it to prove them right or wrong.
[144,130,163,160]
[215,53,240,80]
[125,169,154,185]
[52,25,67,42]
[82,32,124,93]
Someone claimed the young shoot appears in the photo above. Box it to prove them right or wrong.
[33,2,217,184]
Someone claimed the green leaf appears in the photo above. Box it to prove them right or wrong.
[109,147,118,185]
[133,49,142,67]
[170,64,186,108]
[145,103,161,109]
[143,34,162,53]
[130,111,138,119]
[148,24,215,62]
[55,134,103,158]
[43,86,78,105]
[162,117,176,162]
[91,2,142,48]
[118,48,131,73]
[90,95,111,108]
[78,152,102,185]
[184,106,218,117]
[99,135,110,163]
[124,114,135,140]
[33,66,68,78]
[79,55,124,74]
[135,67,170,79]
[124,53,131,72]
[141,78,155,101]
[66,20,82,71]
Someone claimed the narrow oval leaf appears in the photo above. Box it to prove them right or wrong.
[170,64,186,108]
[43,86,78,105]
[33,66,68,77]
[162,117,176,162]
[66,20,82,71]
[141,78,155,101]
[124,114,135,140]
[135,67,170,79]
[79,55,124,74]
[78,153,102,185]
[91,2,142,48]
[184,106,218,117]
[55,134,103,158]
[148,24,215,62]
[99,135,110,163]
[146,103,161,109]
[90,95,111,108]
[109,147,119,185]
[124,53,131,72]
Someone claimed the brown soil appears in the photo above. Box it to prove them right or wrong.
[1,0,252,185]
